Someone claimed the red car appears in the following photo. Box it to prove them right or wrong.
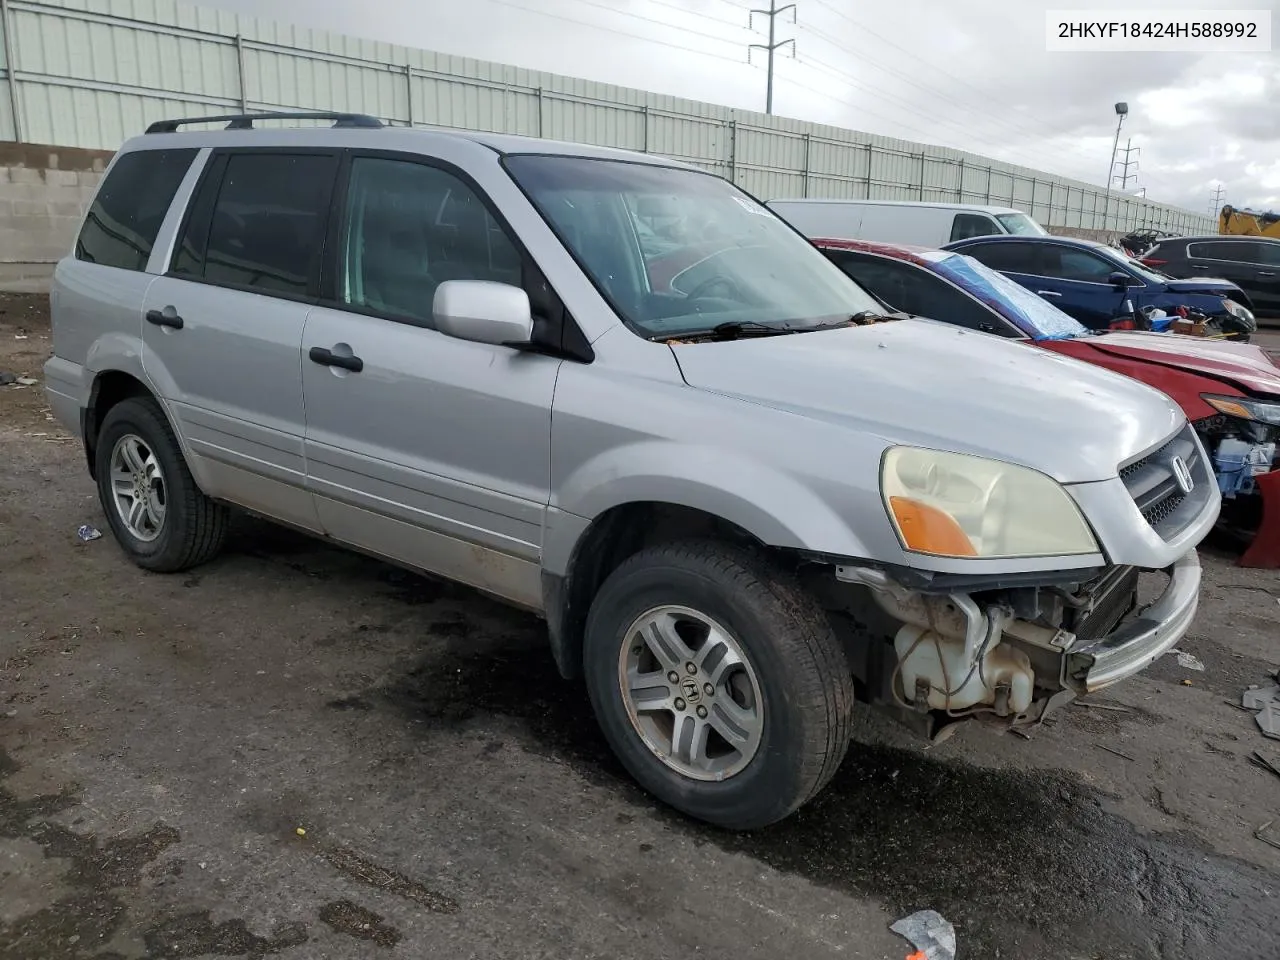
[815,238,1280,568]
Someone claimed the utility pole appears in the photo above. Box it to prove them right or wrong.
[1101,102,1127,231]
[749,0,796,115]
[1208,183,1225,217]
[1113,139,1140,189]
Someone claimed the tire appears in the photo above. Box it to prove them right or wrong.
[94,396,228,573]
[583,540,854,830]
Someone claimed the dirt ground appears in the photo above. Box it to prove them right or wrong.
[2,293,1280,960]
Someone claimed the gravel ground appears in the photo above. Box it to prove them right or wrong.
[2,293,1280,960]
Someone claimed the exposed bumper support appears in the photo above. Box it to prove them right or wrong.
[1067,550,1201,693]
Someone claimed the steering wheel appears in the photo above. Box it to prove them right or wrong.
[685,274,744,302]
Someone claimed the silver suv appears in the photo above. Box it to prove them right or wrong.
[46,112,1220,829]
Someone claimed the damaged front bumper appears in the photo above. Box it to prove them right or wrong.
[836,549,1202,724]
[1066,550,1200,692]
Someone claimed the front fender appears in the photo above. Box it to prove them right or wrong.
[546,440,874,574]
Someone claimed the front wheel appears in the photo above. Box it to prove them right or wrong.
[583,540,855,829]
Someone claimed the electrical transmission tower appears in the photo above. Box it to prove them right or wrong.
[749,0,796,115]
[1112,139,1140,189]
[1209,183,1225,216]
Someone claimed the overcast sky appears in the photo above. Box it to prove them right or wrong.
[204,0,1279,216]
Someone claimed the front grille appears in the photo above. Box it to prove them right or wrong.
[1067,566,1140,644]
[1118,425,1207,541]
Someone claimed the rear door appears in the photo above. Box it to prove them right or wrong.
[1184,239,1280,312]
[141,148,339,530]
[300,151,562,609]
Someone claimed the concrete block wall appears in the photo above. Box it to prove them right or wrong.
[0,143,114,291]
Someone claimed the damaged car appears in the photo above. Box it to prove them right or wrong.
[46,116,1221,830]
[816,238,1280,569]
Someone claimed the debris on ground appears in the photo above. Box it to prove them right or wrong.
[76,524,102,542]
[1255,820,1280,850]
[0,371,15,385]
[1243,685,1280,741]
[890,909,956,960]
[1167,648,1206,671]
[1248,750,1280,781]
[1097,743,1137,762]
[15,375,37,385]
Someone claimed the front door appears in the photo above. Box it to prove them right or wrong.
[142,148,340,530]
[301,153,561,609]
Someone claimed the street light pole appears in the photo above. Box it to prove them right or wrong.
[1101,101,1127,232]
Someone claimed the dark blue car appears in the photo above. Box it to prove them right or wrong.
[942,234,1257,337]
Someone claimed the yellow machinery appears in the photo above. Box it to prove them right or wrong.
[1219,204,1280,237]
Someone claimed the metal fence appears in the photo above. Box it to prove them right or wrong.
[0,0,1213,234]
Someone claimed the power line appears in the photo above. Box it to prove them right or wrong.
[748,0,796,114]
[809,0,1106,161]
[560,0,750,49]
[485,0,753,65]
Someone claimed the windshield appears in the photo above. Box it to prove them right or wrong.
[922,250,1089,340]
[504,155,884,338]
[996,212,1047,236]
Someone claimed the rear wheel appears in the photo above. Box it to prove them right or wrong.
[95,397,228,572]
[583,540,854,829]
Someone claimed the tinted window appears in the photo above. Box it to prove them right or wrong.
[830,252,1004,333]
[75,148,198,271]
[340,157,522,323]
[186,153,337,296]
[1039,246,1117,282]
[1255,241,1280,266]
[1187,240,1254,263]
[950,213,998,242]
[959,241,1038,273]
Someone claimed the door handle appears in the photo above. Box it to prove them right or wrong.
[308,345,364,373]
[1035,290,1062,298]
[1259,271,1276,277]
[145,308,184,329]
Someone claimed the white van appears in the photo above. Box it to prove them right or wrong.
[765,199,1046,247]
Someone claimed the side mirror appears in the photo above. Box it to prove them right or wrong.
[1107,271,1132,289]
[433,280,533,347]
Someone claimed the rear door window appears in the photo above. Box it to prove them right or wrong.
[949,213,999,242]
[75,148,199,271]
[1187,240,1254,263]
[174,151,338,297]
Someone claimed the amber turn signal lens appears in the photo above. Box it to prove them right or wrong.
[888,496,977,557]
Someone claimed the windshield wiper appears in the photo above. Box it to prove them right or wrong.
[705,320,796,340]
[798,310,911,331]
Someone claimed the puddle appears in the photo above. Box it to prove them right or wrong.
[374,637,1280,960]
[0,748,311,959]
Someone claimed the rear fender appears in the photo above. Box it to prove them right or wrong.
[1239,470,1280,569]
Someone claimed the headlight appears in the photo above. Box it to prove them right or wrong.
[1223,299,1257,328]
[880,447,1099,559]
[1202,394,1280,427]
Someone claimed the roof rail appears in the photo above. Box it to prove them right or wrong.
[145,111,384,134]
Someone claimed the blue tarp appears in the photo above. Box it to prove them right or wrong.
[919,251,1089,341]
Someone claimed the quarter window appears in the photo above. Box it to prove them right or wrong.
[339,157,523,323]
[176,152,337,296]
[75,148,198,271]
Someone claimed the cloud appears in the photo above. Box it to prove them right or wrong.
[200,0,1279,216]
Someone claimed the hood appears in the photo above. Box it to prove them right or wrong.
[1082,330,1280,397]
[670,319,1185,484]
[1162,277,1241,297]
